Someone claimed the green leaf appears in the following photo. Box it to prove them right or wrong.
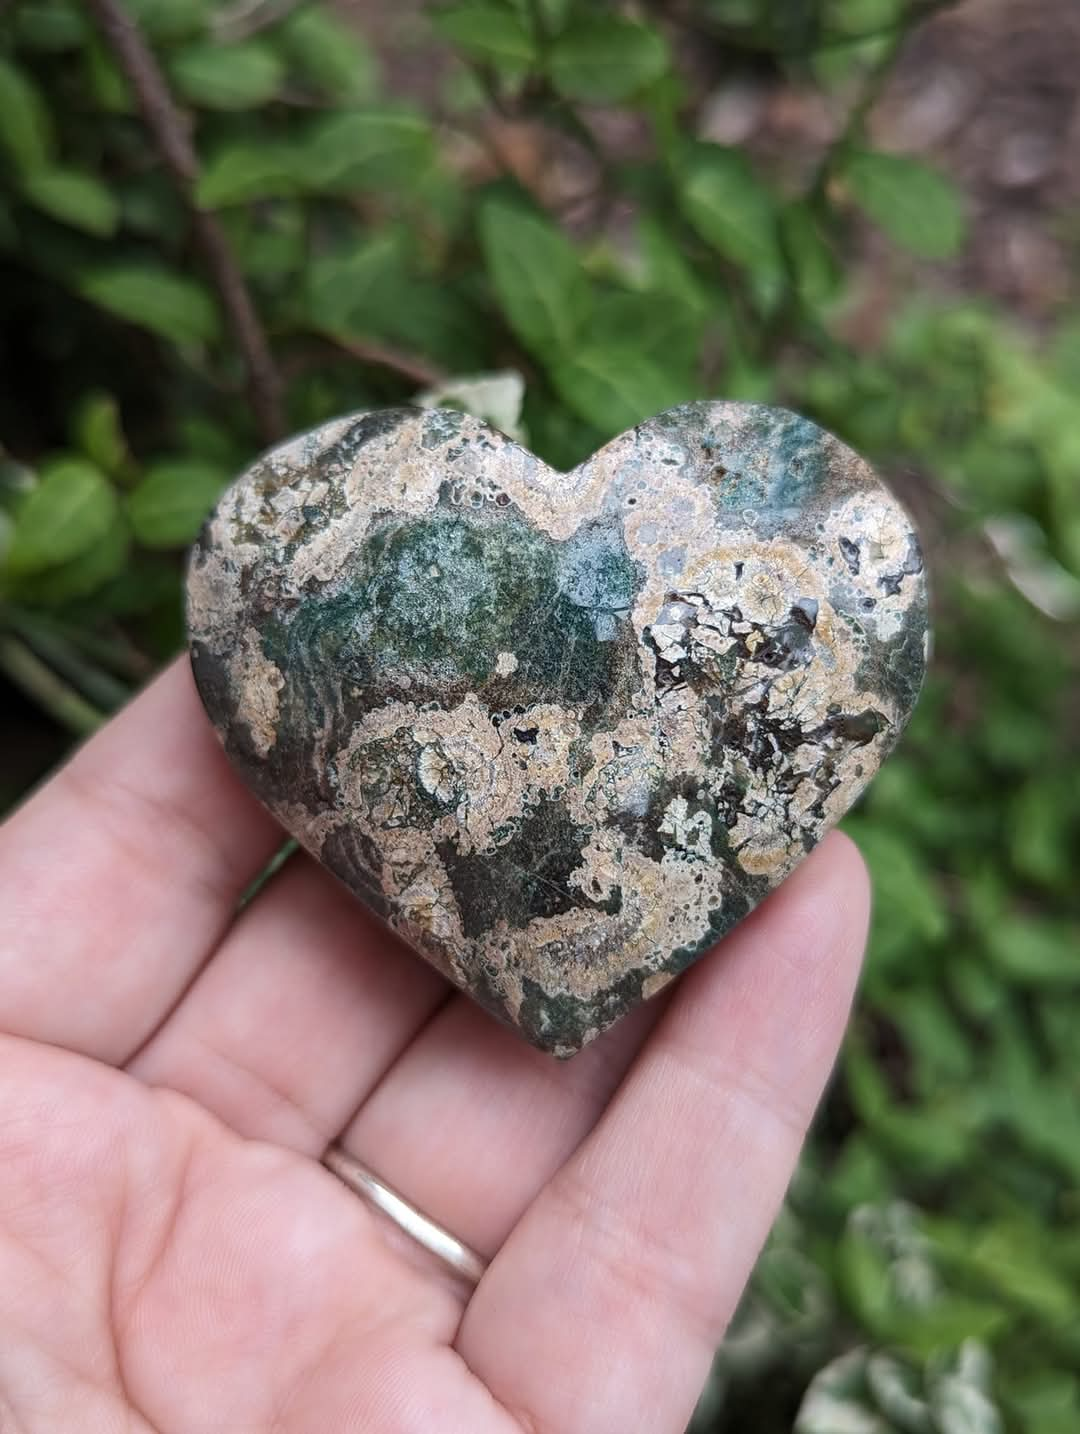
[984,916,1080,986]
[78,265,220,345]
[549,17,668,103]
[228,201,306,284]
[506,0,571,30]
[301,109,435,192]
[844,150,967,260]
[1005,1373,1080,1434]
[843,1035,975,1175]
[20,168,118,237]
[12,513,130,605]
[1008,777,1075,889]
[678,144,783,279]
[890,1299,1011,1359]
[836,1224,895,1332]
[306,228,484,369]
[4,458,117,578]
[170,41,284,110]
[552,346,690,433]
[276,6,378,102]
[433,4,536,69]
[589,290,703,376]
[932,1220,1079,1326]
[176,416,248,469]
[780,201,841,304]
[14,0,89,51]
[637,214,710,312]
[306,233,408,332]
[1051,317,1080,390]
[0,57,54,175]
[83,37,133,112]
[126,0,208,41]
[479,196,590,357]
[195,141,300,207]
[71,391,135,483]
[846,821,949,978]
[127,459,228,547]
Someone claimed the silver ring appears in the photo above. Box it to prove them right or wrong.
[321,1144,488,1286]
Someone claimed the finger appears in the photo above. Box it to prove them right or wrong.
[458,833,869,1434]
[336,989,665,1259]
[129,852,449,1150]
[0,660,283,1062]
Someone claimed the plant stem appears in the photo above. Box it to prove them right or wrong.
[0,637,105,736]
[55,622,154,681]
[5,613,130,710]
[806,27,907,211]
[288,335,448,391]
[83,0,286,446]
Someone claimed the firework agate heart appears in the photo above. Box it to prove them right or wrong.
[186,402,928,1056]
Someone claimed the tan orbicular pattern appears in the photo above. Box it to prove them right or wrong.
[187,402,928,1055]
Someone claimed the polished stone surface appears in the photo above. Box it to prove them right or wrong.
[187,402,928,1055]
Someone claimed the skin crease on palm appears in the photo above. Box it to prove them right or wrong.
[0,661,869,1434]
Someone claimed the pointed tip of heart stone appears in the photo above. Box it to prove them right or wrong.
[187,401,928,1056]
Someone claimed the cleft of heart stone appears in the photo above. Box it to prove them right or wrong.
[187,401,928,1056]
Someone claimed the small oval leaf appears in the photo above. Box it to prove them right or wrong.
[78,265,220,345]
[5,458,117,578]
[21,167,118,237]
[170,41,284,110]
[844,150,967,260]
[549,17,668,103]
[128,459,229,548]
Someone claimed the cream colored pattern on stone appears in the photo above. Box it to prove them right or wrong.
[188,402,927,1055]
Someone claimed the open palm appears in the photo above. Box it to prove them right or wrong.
[0,663,867,1433]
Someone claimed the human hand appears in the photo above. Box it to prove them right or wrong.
[0,661,868,1433]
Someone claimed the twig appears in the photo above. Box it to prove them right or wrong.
[0,637,105,736]
[5,612,130,710]
[83,0,286,445]
[57,621,154,681]
[805,25,907,211]
[287,335,448,392]
[332,337,448,390]
[240,838,299,906]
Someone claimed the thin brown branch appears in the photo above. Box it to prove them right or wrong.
[287,335,448,392]
[83,0,286,444]
[805,26,907,212]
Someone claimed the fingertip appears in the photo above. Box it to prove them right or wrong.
[669,828,870,1079]
[814,827,873,956]
[764,829,871,1016]
[720,827,870,978]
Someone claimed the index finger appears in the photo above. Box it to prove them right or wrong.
[0,660,283,1063]
[457,833,869,1434]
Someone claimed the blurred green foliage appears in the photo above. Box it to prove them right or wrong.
[1,0,1078,1429]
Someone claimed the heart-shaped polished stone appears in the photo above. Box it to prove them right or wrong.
[187,402,927,1056]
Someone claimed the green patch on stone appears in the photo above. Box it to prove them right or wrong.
[299,505,642,710]
[700,405,833,519]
